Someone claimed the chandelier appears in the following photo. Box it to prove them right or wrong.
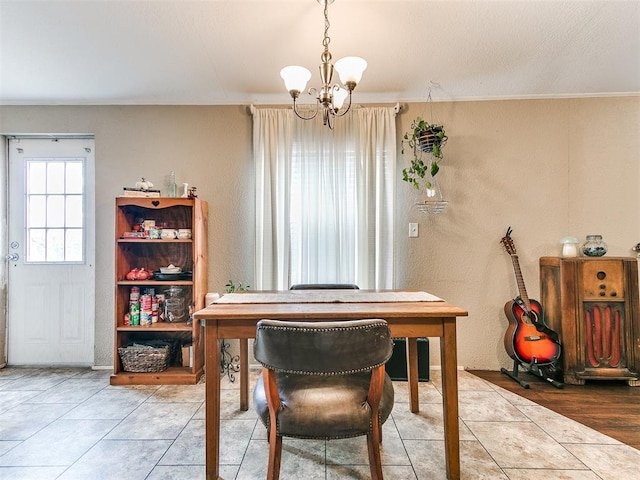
[280,0,367,129]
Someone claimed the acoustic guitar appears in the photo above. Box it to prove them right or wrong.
[500,228,561,366]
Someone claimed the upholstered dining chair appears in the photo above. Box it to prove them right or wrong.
[234,284,360,412]
[253,319,395,480]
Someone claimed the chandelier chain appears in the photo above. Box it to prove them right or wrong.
[322,0,331,56]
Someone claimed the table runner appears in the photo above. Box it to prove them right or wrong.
[214,290,443,304]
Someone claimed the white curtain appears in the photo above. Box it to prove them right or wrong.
[253,106,396,290]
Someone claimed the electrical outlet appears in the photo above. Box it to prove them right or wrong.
[409,223,419,238]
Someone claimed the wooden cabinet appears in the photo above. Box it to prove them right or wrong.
[110,197,208,385]
[540,256,640,386]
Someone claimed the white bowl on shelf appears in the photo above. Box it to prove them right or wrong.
[160,265,182,274]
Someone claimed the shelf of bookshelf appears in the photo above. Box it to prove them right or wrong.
[116,280,194,286]
[116,323,193,332]
[109,366,200,386]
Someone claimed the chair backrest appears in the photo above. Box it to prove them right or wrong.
[254,319,393,375]
[290,283,359,290]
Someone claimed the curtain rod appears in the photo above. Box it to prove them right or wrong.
[250,103,401,115]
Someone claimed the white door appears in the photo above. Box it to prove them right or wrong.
[7,137,95,366]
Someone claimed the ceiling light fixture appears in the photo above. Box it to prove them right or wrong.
[280,0,367,129]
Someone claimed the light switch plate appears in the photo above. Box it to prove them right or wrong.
[409,223,419,237]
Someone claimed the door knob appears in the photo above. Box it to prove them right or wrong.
[6,253,19,261]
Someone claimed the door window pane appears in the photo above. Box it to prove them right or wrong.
[25,159,85,263]
[46,229,65,261]
[27,195,46,228]
[28,162,47,194]
[46,195,65,227]
[65,229,83,261]
[27,229,46,262]
[65,196,83,228]
[66,162,84,194]
[46,162,66,194]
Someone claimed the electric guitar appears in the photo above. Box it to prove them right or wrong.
[500,227,561,366]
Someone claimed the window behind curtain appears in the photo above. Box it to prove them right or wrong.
[253,107,396,290]
[289,116,359,285]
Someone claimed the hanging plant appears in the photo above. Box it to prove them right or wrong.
[401,117,447,190]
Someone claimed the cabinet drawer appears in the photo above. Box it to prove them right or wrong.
[581,260,625,300]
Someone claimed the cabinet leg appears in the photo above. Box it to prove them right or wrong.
[564,375,585,386]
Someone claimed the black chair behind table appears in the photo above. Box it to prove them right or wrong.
[289,283,359,290]
[253,319,394,480]
[289,283,429,381]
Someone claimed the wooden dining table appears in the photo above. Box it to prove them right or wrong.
[194,290,468,480]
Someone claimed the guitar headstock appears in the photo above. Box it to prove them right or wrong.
[500,227,517,255]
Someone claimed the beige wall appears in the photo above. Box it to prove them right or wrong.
[1,98,638,370]
[397,97,639,368]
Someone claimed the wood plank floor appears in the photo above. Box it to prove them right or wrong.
[469,369,640,450]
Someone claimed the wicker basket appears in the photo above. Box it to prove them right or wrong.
[118,344,170,373]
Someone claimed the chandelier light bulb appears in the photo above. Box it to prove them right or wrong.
[280,66,312,95]
[334,56,367,88]
[333,87,349,110]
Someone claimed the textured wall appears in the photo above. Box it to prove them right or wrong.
[395,97,639,368]
[1,98,638,369]
[0,105,253,366]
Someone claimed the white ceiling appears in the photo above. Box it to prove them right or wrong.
[1,0,639,106]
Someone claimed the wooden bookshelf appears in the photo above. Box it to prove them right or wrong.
[110,197,208,385]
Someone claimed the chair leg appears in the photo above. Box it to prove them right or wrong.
[267,429,282,480]
[367,432,383,480]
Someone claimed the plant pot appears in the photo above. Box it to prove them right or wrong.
[416,129,447,154]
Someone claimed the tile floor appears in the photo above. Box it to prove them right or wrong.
[0,366,639,479]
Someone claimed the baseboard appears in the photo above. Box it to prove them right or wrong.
[91,365,114,371]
